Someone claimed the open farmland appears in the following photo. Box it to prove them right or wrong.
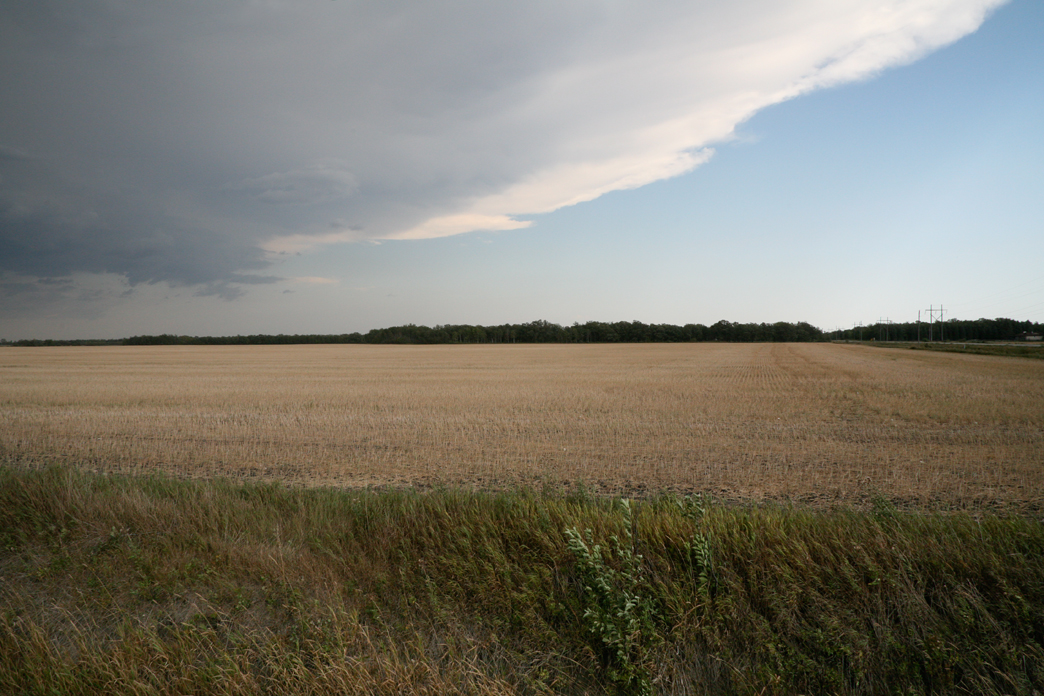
[2,342,1042,509]
[4,343,1044,695]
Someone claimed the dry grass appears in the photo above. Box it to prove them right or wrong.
[2,343,1042,508]
[4,466,1044,695]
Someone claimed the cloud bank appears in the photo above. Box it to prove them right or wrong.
[0,0,1005,300]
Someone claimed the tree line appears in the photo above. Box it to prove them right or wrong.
[832,317,1043,343]
[354,319,826,344]
[4,320,821,346]
[4,317,1040,347]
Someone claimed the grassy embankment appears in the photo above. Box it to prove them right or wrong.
[907,343,1044,359]
[854,341,1044,360]
[2,465,1043,695]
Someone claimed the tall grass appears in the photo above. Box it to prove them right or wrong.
[2,465,1042,694]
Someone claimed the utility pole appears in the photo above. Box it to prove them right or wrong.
[917,311,921,342]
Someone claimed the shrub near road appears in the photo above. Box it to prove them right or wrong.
[2,466,1043,695]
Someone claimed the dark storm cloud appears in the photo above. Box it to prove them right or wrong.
[0,0,1003,302]
[232,163,360,206]
[0,145,34,162]
[0,181,274,288]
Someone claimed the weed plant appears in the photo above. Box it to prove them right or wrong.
[566,499,659,693]
[1,465,1043,695]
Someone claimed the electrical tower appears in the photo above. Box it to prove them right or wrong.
[878,318,893,342]
[924,305,945,342]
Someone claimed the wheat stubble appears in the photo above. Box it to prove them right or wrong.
[2,343,1041,508]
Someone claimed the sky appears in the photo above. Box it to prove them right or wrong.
[1,0,1041,340]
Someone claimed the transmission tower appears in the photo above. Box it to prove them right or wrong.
[878,318,893,342]
[924,305,945,342]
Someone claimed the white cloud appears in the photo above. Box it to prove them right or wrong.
[291,276,339,285]
[253,0,1004,250]
[262,228,362,255]
[0,0,1007,277]
[390,214,532,241]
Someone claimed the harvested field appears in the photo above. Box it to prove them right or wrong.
[1,342,1042,508]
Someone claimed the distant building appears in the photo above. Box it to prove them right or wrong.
[1016,332,1043,341]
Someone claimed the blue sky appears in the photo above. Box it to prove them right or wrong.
[1,0,1040,338]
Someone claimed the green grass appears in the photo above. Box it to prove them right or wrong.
[1,465,1042,695]
[882,341,1044,359]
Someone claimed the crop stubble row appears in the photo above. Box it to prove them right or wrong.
[1,343,1041,507]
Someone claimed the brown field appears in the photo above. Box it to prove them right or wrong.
[1,342,1042,508]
